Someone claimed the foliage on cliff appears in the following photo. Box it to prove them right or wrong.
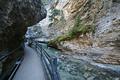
[48,16,95,46]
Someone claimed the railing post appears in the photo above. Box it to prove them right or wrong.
[35,42,38,52]
[51,57,60,80]
[40,44,43,57]
[32,41,60,80]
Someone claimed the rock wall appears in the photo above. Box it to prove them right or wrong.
[0,0,46,51]
[48,0,120,64]
[48,0,112,47]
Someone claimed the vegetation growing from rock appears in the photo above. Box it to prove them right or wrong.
[49,8,61,21]
[48,16,95,46]
[68,16,95,37]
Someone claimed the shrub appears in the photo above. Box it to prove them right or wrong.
[68,16,95,38]
[48,16,95,46]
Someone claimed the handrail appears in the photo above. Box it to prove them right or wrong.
[37,45,51,61]
[0,43,24,61]
[8,56,23,80]
[32,41,60,80]
[0,43,24,80]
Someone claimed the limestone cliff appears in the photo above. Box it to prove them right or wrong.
[48,0,112,48]
[48,0,120,64]
[0,0,46,51]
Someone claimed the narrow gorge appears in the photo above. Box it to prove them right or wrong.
[0,0,120,80]
[27,0,120,79]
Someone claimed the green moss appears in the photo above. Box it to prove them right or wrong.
[68,16,95,37]
[48,16,95,46]
[48,35,67,44]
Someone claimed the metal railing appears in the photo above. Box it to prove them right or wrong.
[0,44,24,80]
[7,56,23,80]
[0,45,22,61]
[32,41,60,80]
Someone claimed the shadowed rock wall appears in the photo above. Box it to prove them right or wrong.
[0,0,47,51]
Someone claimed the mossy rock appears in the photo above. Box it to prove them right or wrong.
[48,16,95,47]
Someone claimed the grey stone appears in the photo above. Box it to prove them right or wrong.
[0,0,47,51]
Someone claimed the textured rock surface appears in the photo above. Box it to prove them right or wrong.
[0,0,46,51]
[46,0,120,65]
[40,44,120,80]
[29,0,120,65]
[93,2,120,64]
[48,0,112,37]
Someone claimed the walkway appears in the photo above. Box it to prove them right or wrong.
[13,44,46,80]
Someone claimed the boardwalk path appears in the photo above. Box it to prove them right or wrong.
[13,44,46,80]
